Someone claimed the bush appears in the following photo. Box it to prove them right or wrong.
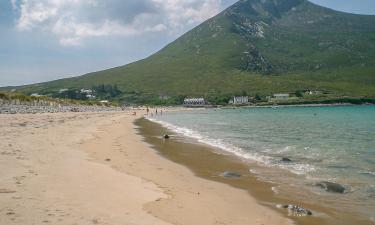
[295,90,303,98]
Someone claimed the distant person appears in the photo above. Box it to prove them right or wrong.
[156,109,158,115]
[146,107,149,115]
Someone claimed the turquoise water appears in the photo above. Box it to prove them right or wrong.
[147,105,375,216]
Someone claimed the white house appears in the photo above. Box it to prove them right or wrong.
[183,98,205,106]
[86,94,96,99]
[273,94,290,100]
[59,88,69,93]
[30,93,42,97]
[232,96,249,105]
[80,89,93,95]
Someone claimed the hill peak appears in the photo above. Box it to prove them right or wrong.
[7,0,375,103]
[227,0,305,19]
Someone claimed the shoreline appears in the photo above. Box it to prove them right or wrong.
[194,102,371,109]
[139,115,374,225]
[0,110,290,225]
[81,111,291,225]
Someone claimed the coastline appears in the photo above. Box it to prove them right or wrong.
[213,102,370,109]
[0,110,290,225]
[140,112,375,225]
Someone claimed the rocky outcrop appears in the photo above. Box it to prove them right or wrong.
[0,103,123,114]
[277,204,312,216]
[281,157,292,162]
[221,171,242,178]
[316,181,346,194]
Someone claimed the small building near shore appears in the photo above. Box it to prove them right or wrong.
[231,96,249,105]
[183,98,205,106]
[30,93,43,97]
[273,93,290,100]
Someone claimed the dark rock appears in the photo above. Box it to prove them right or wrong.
[105,158,111,162]
[277,204,312,216]
[163,134,170,139]
[221,171,242,178]
[316,181,346,194]
[281,157,292,162]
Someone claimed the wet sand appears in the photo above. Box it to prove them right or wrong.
[136,118,374,225]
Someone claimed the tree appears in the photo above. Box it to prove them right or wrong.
[295,90,303,98]
[255,94,262,101]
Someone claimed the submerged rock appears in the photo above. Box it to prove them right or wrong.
[281,157,292,162]
[316,181,346,194]
[277,204,312,216]
[221,171,242,178]
[163,134,170,139]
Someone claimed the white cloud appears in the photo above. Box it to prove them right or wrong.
[12,0,222,46]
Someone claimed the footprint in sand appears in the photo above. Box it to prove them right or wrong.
[0,189,16,194]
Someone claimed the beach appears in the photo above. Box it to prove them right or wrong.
[0,110,290,225]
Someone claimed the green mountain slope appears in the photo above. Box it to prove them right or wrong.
[5,0,375,102]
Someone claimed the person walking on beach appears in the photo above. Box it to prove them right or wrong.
[146,107,149,115]
[156,109,158,115]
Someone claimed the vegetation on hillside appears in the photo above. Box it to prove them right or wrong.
[0,92,119,106]
[1,0,374,105]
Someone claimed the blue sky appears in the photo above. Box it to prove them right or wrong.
[0,0,374,87]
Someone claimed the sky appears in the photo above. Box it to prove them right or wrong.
[0,0,374,87]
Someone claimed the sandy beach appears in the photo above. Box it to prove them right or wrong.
[0,110,290,225]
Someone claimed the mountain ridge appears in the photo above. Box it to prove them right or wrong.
[3,0,375,103]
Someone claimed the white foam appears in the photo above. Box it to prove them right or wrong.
[360,170,375,177]
[279,163,316,175]
[147,116,272,163]
[271,186,279,194]
[146,116,315,175]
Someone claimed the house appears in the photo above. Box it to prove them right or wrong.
[231,96,249,105]
[305,90,322,95]
[80,89,93,94]
[59,88,69,93]
[86,94,96,99]
[159,95,171,100]
[183,98,205,106]
[273,94,290,100]
[30,93,42,97]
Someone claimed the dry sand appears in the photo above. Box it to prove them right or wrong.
[0,110,290,225]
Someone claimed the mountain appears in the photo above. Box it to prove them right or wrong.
[4,0,375,103]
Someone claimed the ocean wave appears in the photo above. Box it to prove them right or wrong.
[271,186,279,194]
[359,170,375,177]
[146,116,272,163]
[278,163,316,175]
[146,116,315,175]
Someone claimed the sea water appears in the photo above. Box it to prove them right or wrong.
[147,105,375,217]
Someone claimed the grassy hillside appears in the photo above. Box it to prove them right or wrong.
[4,0,375,103]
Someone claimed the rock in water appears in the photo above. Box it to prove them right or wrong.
[221,171,242,178]
[277,204,312,216]
[163,134,170,139]
[316,181,346,193]
[281,157,292,162]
